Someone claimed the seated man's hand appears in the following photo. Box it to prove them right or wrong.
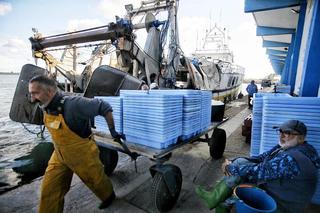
[109,128,125,141]
[222,159,232,176]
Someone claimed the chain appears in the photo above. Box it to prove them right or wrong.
[21,123,46,139]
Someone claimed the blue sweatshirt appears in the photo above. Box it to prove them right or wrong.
[246,83,258,96]
[226,143,320,213]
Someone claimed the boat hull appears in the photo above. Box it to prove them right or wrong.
[212,84,242,102]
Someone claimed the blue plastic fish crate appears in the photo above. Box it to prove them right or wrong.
[260,97,320,153]
[120,90,149,96]
[122,92,183,149]
[275,84,291,94]
[250,93,291,156]
[149,90,202,139]
[125,135,178,149]
[179,132,199,141]
[120,89,211,143]
[94,96,123,134]
[201,90,212,130]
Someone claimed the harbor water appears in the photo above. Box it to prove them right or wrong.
[0,74,51,194]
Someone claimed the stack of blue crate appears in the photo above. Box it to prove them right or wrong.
[122,92,183,149]
[275,84,291,94]
[149,90,202,141]
[250,93,290,156]
[94,96,123,134]
[259,96,320,204]
[260,97,320,152]
[200,90,212,131]
[120,90,148,96]
[177,90,201,140]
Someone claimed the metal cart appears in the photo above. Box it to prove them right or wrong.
[93,119,228,212]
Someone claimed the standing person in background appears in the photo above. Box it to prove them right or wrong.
[150,73,159,89]
[140,76,150,90]
[28,75,121,212]
[246,80,258,109]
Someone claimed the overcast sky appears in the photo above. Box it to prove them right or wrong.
[0,0,274,79]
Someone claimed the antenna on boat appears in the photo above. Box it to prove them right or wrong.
[209,11,212,30]
[196,31,198,51]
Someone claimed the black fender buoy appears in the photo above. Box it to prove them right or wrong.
[209,128,226,159]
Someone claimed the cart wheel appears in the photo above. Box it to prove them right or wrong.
[151,169,182,212]
[98,146,118,176]
[209,128,226,159]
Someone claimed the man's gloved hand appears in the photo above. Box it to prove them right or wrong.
[109,128,125,141]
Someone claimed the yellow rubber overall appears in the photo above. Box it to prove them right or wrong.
[39,113,113,213]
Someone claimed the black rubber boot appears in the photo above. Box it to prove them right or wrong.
[99,191,116,209]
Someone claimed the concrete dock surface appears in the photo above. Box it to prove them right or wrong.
[1,96,319,212]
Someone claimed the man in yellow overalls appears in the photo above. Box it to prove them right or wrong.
[29,75,120,212]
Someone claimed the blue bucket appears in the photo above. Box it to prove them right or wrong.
[234,186,277,213]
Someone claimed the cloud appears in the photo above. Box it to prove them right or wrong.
[98,0,141,22]
[2,38,26,49]
[0,38,30,58]
[0,38,32,73]
[0,2,12,16]
[67,19,104,31]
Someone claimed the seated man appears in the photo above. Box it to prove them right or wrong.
[196,120,320,213]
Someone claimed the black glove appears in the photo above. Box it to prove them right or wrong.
[109,128,125,140]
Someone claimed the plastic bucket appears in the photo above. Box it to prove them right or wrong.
[234,186,277,213]
[211,100,225,122]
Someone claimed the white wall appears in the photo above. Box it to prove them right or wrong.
[294,0,314,95]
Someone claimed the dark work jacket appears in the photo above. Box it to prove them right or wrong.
[45,93,112,138]
[261,143,320,213]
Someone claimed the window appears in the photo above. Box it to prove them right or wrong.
[227,76,233,87]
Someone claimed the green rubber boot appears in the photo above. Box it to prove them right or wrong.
[195,180,232,210]
[215,204,230,213]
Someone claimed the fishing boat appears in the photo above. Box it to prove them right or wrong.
[10,0,244,125]
[188,24,244,101]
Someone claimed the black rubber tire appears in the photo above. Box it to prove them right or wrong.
[98,146,118,176]
[151,171,182,212]
[209,128,227,159]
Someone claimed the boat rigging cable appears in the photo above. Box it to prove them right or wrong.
[44,42,111,52]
